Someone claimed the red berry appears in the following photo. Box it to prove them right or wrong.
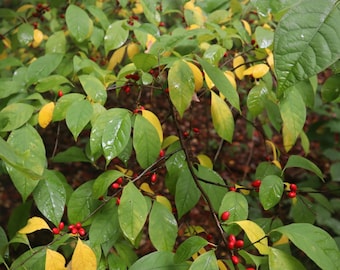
[192,127,200,134]
[288,191,296,198]
[231,255,239,265]
[235,239,244,248]
[116,197,120,205]
[251,39,256,45]
[151,173,158,183]
[52,227,60,235]
[229,187,236,192]
[183,131,189,138]
[78,228,86,236]
[58,222,64,230]
[290,183,297,192]
[112,182,120,189]
[75,222,82,229]
[71,227,78,234]
[124,86,131,93]
[206,234,213,241]
[221,211,230,221]
[228,234,236,244]
[68,224,74,231]
[251,179,261,188]
[159,22,165,27]
[159,149,165,157]
[116,177,123,185]
[57,90,63,97]
[246,268,256,270]
[228,241,235,249]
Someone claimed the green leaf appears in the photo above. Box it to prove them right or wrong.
[102,109,131,165]
[199,57,240,111]
[10,246,46,270]
[33,170,66,226]
[67,181,101,224]
[210,91,234,142]
[66,99,93,140]
[17,23,33,45]
[52,146,90,163]
[203,44,225,66]
[195,165,227,212]
[168,60,195,117]
[280,90,306,152]
[219,192,248,224]
[0,80,23,99]
[259,175,284,210]
[78,74,107,105]
[0,226,8,258]
[130,251,189,270]
[273,223,340,269]
[175,168,201,219]
[174,236,208,263]
[35,75,71,93]
[27,53,64,85]
[274,0,340,93]
[7,200,32,239]
[247,83,269,116]
[255,162,282,179]
[53,93,85,121]
[132,53,158,72]
[89,200,121,246]
[149,201,178,251]
[290,196,316,224]
[65,4,93,43]
[86,5,110,30]
[118,182,148,245]
[189,250,218,270]
[133,114,161,169]
[92,170,124,199]
[268,247,306,270]
[104,20,129,54]
[46,31,66,54]
[255,26,274,48]
[140,0,161,25]
[0,103,34,132]
[284,155,324,180]
[321,73,340,102]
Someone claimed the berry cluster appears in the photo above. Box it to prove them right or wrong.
[112,177,124,189]
[127,15,139,26]
[32,3,50,21]
[52,221,65,235]
[68,222,86,236]
[227,234,244,250]
[288,183,297,198]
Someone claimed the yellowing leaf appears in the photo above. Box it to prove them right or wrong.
[205,71,236,92]
[161,135,179,149]
[127,42,140,60]
[71,239,97,270]
[266,50,274,70]
[107,45,127,70]
[145,34,156,53]
[186,62,203,92]
[38,102,55,128]
[32,29,44,48]
[142,109,163,142]
[132,2,143,14]
[184,225,205,236]
[140,183,155,195]
[243,64,269,79]
[2,37,11,49]
[217,259,228,270]
[265,140,279,162]
[233,54,246,80]
[272,160,282,170]
[187,24,200,30]
[235,184,250,195]
[233,220,269,255]
[156,195,172,212]
[183,0,206,26]
[115,165,134,177]
[196,154,213,169]
[19,217,50,234]
[45,249,67,270]
[17,4,35,12]
[241,19,252,36]
[273,235,289,247]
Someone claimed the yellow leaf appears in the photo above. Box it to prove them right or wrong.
[233,54,246,80]
[224,71,236,90]
[161,135,179,149]
[140,183,155,195]
[184,225,205,236]
[115,165,134,177]
[183,0,206,26]
[45,249,67,270]
[32,29,44,48]
[241,19,252,36]
[187,24,200,30]
[127,42,140,60]
[234,220,269,255]
[252,64,269,78]
[235,184,250,195]
[38,102,55,128]
[266,50,274,70]
[107,45,127,70]
[17,4,35,13]
[142,110,163,142]
[273,235,289,247]
[145,34,156,53]
[272,160,282,170]
[2,37,11,49]
[265,140,279,162]
[132,2,143,14]
[156,195,172,212]
[186,62,203,92]
[217,259,228,270]
[196,154,213,169]
[71,239,97,270]
[19,217,50,234]
[262,23,272,30]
